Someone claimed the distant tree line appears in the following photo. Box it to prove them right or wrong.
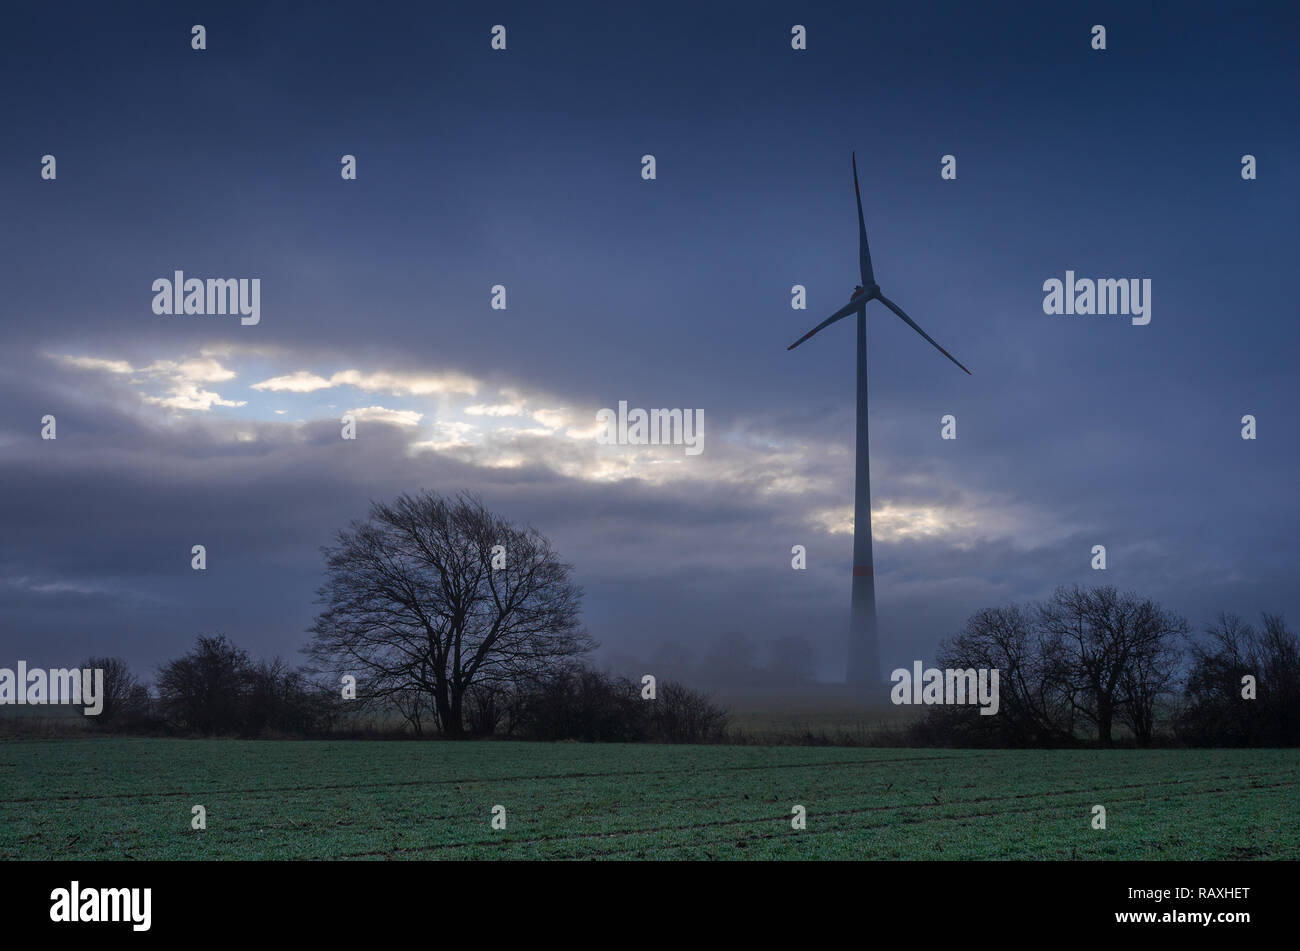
[78,640,725,743]
[909,585,1299,748]
[77,637,342,737]
[463,666,727,743]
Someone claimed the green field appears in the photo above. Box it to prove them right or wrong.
[1,738,1295,860]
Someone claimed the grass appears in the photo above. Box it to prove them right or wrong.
[1,738,1296,860]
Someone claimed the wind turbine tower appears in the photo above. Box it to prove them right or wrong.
[787,153,971,687]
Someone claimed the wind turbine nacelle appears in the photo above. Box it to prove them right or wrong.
[851,283,881,302]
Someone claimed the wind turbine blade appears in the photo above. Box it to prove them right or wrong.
[787,300,860,350]
[876,294,972,375]
[852,152,875,286]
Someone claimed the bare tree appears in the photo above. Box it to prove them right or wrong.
[1255,613,1300,741]
[391,685,433,735]
[1180,612,1299,746]
[1180,613,1256,745]
[934,604,1074,745]
[1116,625,1181,744]
[1038,586,1188,746]
[464,681,512,736]
[80,656,141,726]
[306,491,593,737]
[157,636,330,736]
[156,635,250,735]
[651,681,729,743]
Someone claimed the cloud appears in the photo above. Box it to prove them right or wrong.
[141,384,246,411]
[345,405,424,427]
[24,347,1113,563]
[465,402,526,417]
[44,351,926,538]
[51,352,246,412]
[51,355,133,375]
[251,368,481,397]
[141,358,237,384]
[11,333,1297,685]
[325,369,480,396]
[531,408,571,430]
[411,420,477,452]
[808,492,1078,552]
[251,371,332,393]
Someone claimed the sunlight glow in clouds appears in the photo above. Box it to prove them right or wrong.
[43,348,1047,550]
[51,352,248,411]
[465,402,525,416]
[346,406,424,427]
[253,369,479,396]
[811,495,1071,551]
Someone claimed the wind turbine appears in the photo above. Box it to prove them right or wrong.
[788,152,971,687]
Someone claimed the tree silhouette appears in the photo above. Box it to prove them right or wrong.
[306,490,592,736]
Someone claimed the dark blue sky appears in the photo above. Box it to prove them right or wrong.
[2,1,1297,683]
